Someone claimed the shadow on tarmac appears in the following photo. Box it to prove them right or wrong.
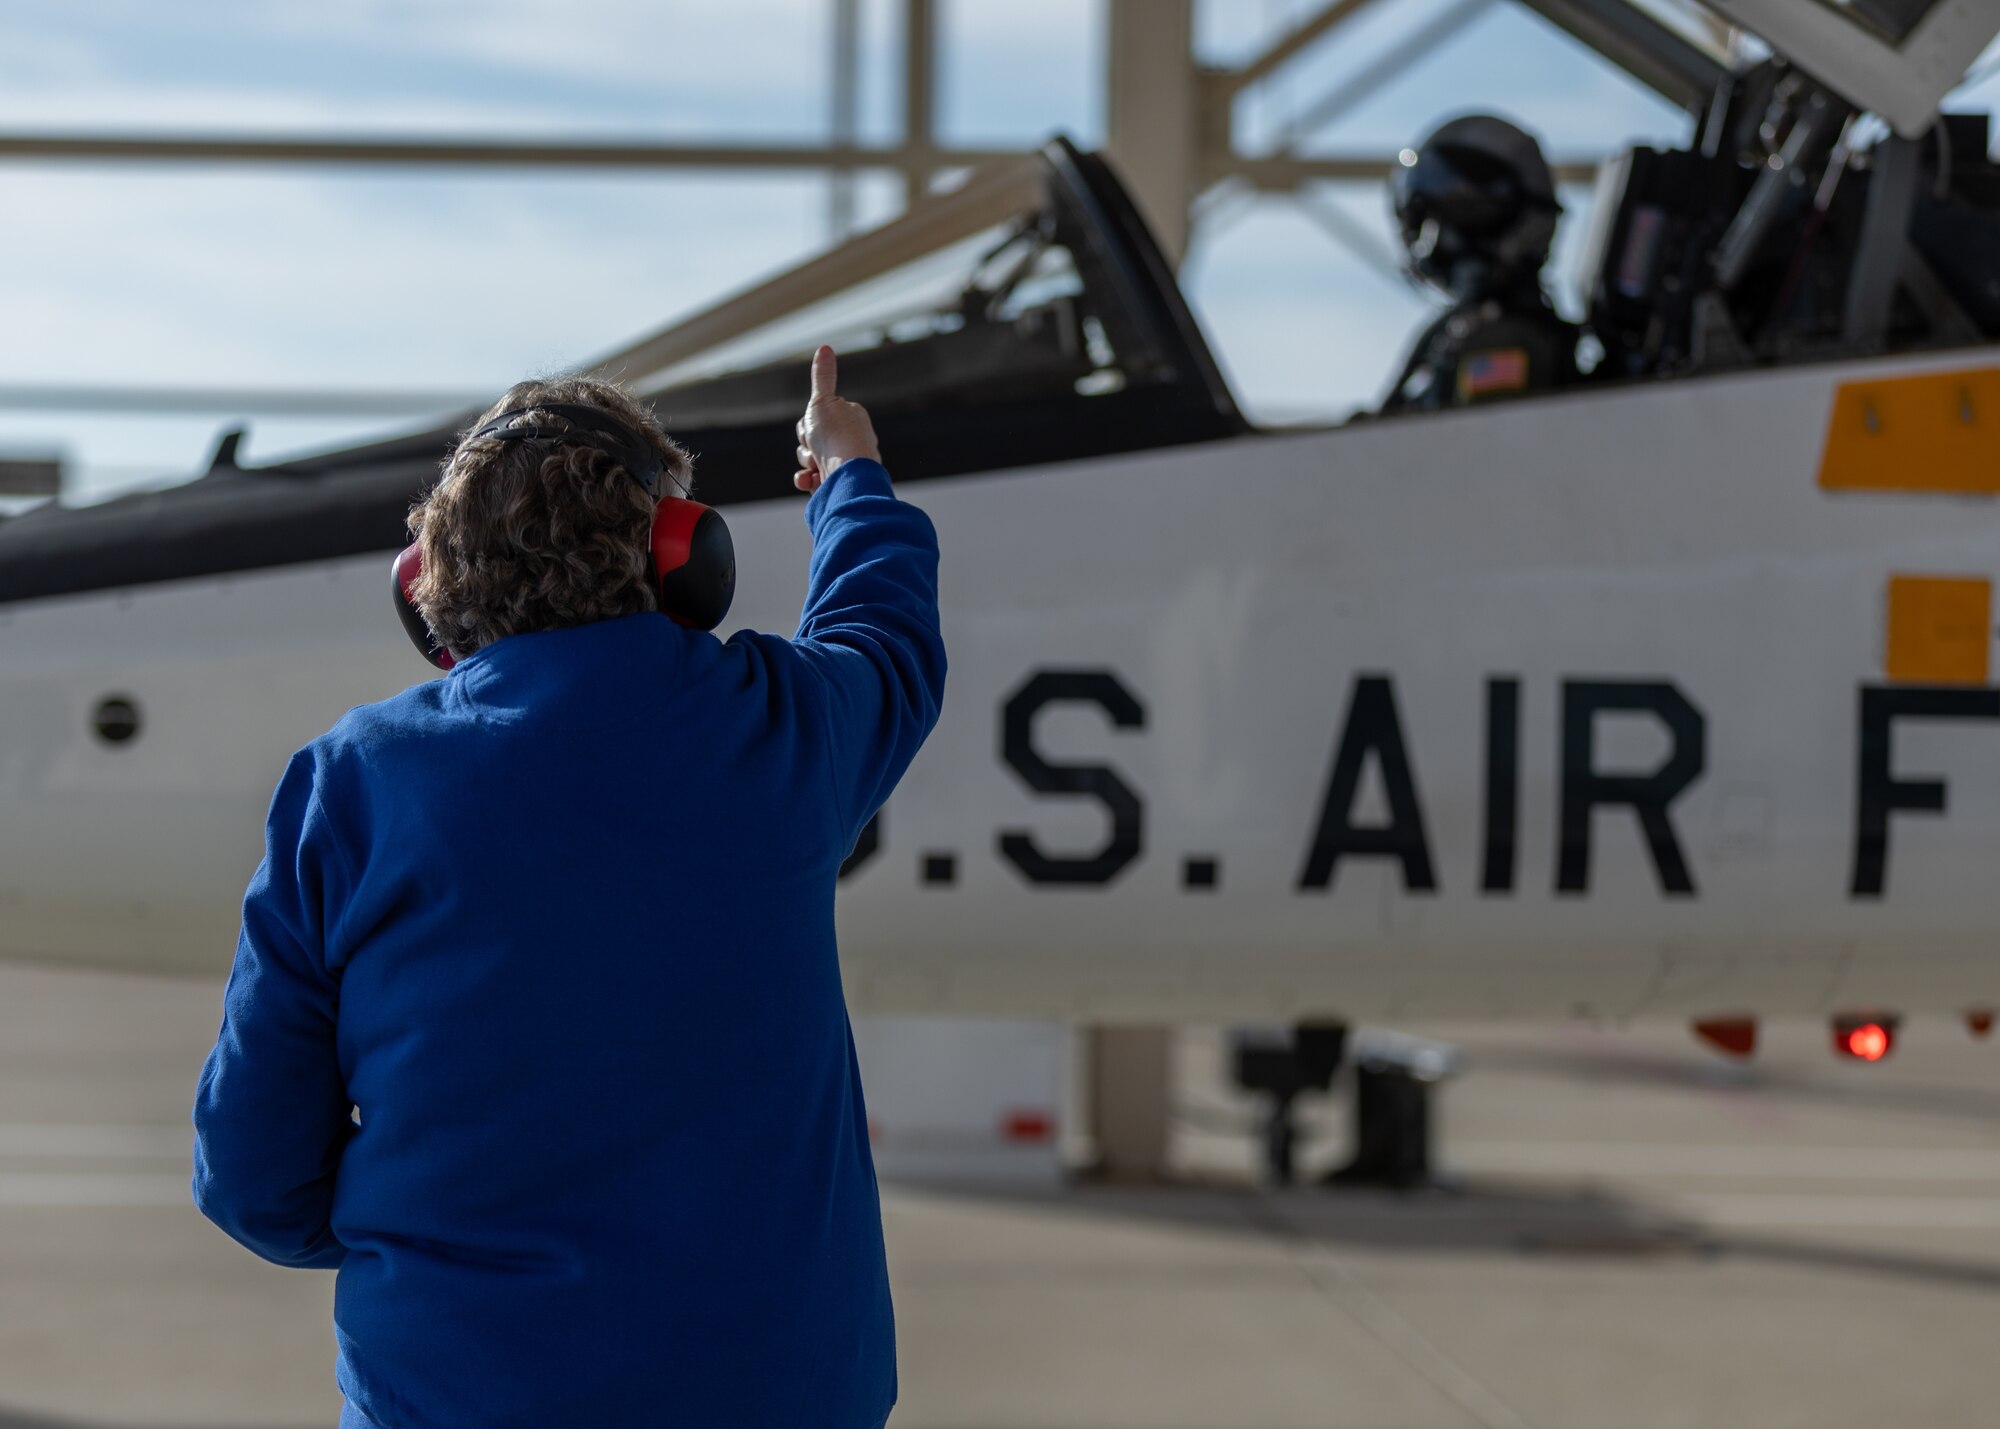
[892,1174,1709,1252]
[0,1416,301,1429]
[1468,1040,2000,1124]
[888,1174,2000,1295]
[1724,1232,2000,1293]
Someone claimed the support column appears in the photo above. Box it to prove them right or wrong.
[902,0,936,204]
[828,0,861,240]
[1104,0,1197,264]
[1074,0,1198,1186]
[1083,1025,1174,1182]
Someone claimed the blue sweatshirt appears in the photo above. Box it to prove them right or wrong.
[191,458,942,1429]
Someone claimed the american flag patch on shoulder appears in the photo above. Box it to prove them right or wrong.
[1457,347,1530,399]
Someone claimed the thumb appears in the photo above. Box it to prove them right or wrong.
[810,344,837,402]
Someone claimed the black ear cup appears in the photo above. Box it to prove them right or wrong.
[649,499,735,631]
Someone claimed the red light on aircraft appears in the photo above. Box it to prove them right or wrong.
[1832,1016,1898,1062]
[1846,1024,1889,1060]
[1968,1009,1995,1040]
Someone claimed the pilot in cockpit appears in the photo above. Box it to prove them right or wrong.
[1377,113,1581,414]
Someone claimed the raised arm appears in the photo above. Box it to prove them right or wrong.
[787,347,946,848]
[191,746,356,1269]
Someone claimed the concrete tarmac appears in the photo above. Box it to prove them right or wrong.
[0,962,1994,1428]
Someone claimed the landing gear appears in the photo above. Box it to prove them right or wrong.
[1230,1023,1461,1190]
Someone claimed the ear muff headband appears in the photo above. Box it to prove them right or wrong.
[467,402,671,496]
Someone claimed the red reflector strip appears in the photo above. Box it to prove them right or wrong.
[1692,1017,1756,1057]
[1001,1110,1054,1143]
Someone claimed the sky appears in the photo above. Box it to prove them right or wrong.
[0,0,1988,503]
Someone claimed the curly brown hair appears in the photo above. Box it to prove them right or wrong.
[406,377,694,660]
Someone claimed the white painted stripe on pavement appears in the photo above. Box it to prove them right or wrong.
[0,1124,188,1159]
[1685,1193,2000,1228]
[1452,1142,2000,1181]
[0,1172,191,1207]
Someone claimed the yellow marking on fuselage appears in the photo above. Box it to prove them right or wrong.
[1819,368,2000,493]
[1885,574,1992,684]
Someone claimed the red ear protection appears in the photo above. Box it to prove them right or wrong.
[393,543,455,670]
[392,497,736,671]
[648,495,737,631]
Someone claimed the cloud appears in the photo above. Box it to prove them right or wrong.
[0,161,837,490]
[936,0,1104,145]
[0,0,837,136]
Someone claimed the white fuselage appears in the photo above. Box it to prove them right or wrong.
[4,350,1997,1021]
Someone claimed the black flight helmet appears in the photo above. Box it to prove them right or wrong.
[1391,114,1561,300]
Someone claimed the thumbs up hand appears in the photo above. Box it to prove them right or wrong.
[795,344,882,493]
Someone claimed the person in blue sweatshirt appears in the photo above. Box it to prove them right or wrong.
[191,346,944,1429]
